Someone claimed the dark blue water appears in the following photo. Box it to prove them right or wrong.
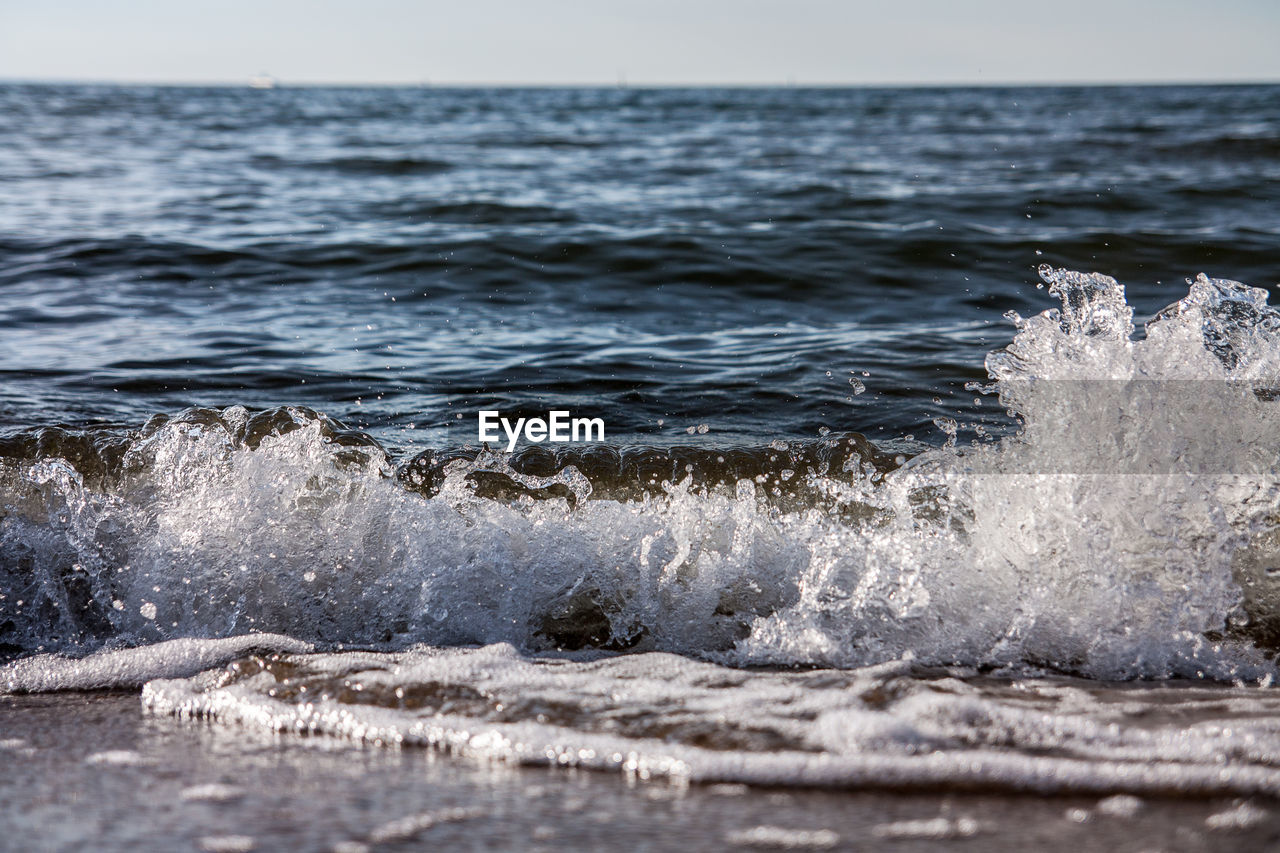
[3,84,1277,452]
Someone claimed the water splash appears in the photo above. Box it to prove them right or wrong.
[5,268,1280,682]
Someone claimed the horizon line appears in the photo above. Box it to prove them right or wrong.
[2,76,1279,89]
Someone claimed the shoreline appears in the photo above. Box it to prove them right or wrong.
[3,691,1278,851]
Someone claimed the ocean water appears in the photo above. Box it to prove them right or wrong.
[4,83,1280,845]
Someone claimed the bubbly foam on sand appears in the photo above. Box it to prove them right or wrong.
[141,642,1280,797]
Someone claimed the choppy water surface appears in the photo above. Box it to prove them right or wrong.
[4,84,1280,810]
[3,84,1278,440]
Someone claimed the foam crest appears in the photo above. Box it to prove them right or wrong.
[1,634,311,692]
[743,267,1280,679]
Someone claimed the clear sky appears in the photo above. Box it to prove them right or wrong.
[1,0,1277,86]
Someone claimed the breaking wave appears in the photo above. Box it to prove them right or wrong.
[4,266,1280,684]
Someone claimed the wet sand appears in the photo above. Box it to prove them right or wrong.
[2,691,1279,852]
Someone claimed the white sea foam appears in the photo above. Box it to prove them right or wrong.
[197,836,255,853]
[179,783,245,803]
[725,825,840,848]
[85,750,151,767]
[0,634,311,693]
[871,816,979,839]
[1205,800,1270,831]
[141,642,1280,797]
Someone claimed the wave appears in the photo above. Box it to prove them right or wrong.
[363,199,577,225]
[6,265,1280,796]
[4,267,1280,683]
[1152,133,1280,160]
[251,153,454,177]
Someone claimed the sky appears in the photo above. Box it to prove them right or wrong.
[1,0,1277,86]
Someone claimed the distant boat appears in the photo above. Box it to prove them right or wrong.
[248,74,276,90]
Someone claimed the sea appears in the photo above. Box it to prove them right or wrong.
[3,83,1280,850]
